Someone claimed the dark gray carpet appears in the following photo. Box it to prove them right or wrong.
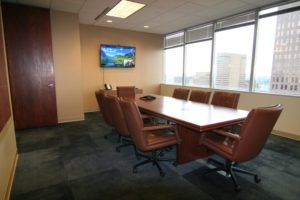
[10,112,300,200]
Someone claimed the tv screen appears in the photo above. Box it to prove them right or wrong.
[100,44,136,68]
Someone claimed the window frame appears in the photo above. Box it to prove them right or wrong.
[162,1,300,98]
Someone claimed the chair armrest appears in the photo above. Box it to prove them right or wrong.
[142,124,174,131]
[212,129,241,140]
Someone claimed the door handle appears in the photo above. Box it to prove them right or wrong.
[48,84,54,87]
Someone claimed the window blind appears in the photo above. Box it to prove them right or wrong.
[164,31,184,48]
[215,12,255,31]
[186,24,213,43]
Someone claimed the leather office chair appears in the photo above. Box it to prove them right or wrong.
[117,86,155,122]
[119,99,180,177]
[172,88,190,100]
[104,95,139,157]
[199,104,283,191]
[189,90,211,103]
[95,91,115,139]
[211,91,240,109]
[116,86,136,99]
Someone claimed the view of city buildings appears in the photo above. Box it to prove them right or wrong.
[215,53,247,90]
[164,5,300,96]
[271,10,300,94]
[186,72,210,87]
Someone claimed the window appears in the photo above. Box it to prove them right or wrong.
[253,2,300,95]
[164,32,184,85]
[164,47,184,85]
[185,41,212,87]
[213,13,254,91]
[162,1,300,96]
[184,24,213,87]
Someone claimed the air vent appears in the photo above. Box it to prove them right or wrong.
[94,7,110,21]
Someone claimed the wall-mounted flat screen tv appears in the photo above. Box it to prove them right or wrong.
[100,44,136,68]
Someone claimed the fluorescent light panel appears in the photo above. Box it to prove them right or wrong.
[106,0,146,19]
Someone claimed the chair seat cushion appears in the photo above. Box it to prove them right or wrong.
[202,133,235,158]
[146,130,177,149]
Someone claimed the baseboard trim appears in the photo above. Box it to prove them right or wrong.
[5,152,18,200]
[58,117,85,124]
[272,130,300,142]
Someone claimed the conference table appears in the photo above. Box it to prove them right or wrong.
[135,94,248,164]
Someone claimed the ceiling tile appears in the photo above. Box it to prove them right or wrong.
[150,0,187,10]
[95,16,123,27]
[150,10,186,25]
[136,0,157,4]
[241,0,283,7]
[79,11,97,25]
[118,5,164,26]
[3,0,289,34]
[198,0,252,20]
[171,2,207,16]
[79,0,118,13]
[190,0,226,7]
[51,0,85,13]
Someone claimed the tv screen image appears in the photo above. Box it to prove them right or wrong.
[100,44,136,68]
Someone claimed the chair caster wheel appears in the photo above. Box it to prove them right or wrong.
[254,175,261,183]
[133,168,138,174]
[234,185,241,192]
[160,172,165,177]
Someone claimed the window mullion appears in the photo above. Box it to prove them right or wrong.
[182,45,186,86]
[249,11,259,92]
[210,23,216,89]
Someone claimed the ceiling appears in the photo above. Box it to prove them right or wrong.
[2,0,287,34]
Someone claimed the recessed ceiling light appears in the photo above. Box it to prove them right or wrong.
[144,25,149,28]
[106,20,113,23]
[106,0,146,19]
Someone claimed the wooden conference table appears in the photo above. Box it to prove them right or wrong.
[135,94,248,164]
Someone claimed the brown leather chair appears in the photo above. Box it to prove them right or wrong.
[172,88,190,100]
[189,90,211,103]
[95,91,115,139]
[104,95,139,157]
[211,91,240,109]
[116,86,136,99]
[117,86,154,122]
[119,99,180,177]
[200,104,283,191]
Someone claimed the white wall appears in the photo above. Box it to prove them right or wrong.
[51,11,84,123]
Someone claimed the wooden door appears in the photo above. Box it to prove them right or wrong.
[0,10,11,132]
[2,3,57,129]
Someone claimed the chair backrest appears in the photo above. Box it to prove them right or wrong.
[172,88,190,100]
[233,104,283,162]
[119,100,147,150]
[116,86,136,99]
[104,95,130,137]
[189,90,211,103]
[211,91,240,109]
[95,91,113,126]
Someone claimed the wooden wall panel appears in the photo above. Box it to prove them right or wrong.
[0,9,11,132]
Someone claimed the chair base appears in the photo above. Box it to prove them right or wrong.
[205,158,261,192]
[103,128,116,139]
[116,137,140,160]
[133,149,175,177]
